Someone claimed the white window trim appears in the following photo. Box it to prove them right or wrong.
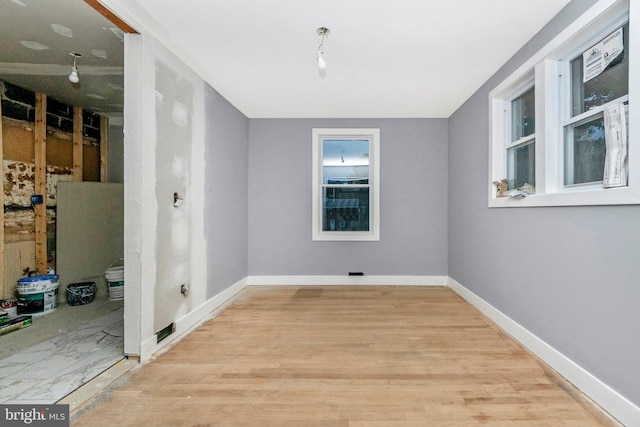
[488,0,640,207]
[312,128,380,241]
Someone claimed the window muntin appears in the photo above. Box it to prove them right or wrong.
[312,129,380,241]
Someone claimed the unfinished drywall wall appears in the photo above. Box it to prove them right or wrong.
[122,32,206,358]
[56,182,124,298]
[153,59,195,333]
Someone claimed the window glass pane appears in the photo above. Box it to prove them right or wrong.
[565,116,606,185]
[322,139,369,184]
[322,187,369,232]
[571,25,629,116]
[507,141,535,189]
[511,86,535,141]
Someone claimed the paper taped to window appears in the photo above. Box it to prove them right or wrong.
[583,27,623,83]
[603,103,627,188]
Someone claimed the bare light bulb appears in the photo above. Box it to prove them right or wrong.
[317,52,326,70]
[68,67,79,83]
[68,52,81,83]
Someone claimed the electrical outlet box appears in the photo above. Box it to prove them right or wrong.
[30,194,44,205]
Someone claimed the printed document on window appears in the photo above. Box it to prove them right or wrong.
[583,27,623,82]
[603,103,627,188]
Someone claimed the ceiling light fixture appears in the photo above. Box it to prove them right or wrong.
[316,27,330,71]
[68,52,81,83]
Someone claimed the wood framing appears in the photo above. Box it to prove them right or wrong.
[83,0,138,34]
[100,115,109,182]
[34,93,47,274]
[73,106,83,181]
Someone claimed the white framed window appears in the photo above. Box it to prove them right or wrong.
[489,0,640,207]
[312,128,380,241]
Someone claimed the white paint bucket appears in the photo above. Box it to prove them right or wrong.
[105,258,124,301]
[16,274,59,316]
[0,298,18,317]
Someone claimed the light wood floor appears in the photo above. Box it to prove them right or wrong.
[72,286,620,426]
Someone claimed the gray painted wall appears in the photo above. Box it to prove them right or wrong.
[248,118,448,276]
[205,85,249,297]
[448,0,640,407]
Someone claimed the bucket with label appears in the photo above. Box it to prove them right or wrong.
[16,274,59,316]
[0,298,18,317]
[105,258,124,301]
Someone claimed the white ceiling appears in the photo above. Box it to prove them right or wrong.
[0,0,573,119]
[122,0,572,118]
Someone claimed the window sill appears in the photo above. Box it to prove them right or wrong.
[312,231,380,242]
[489,185,640,207]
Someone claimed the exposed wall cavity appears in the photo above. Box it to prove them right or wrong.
[1,79,104,296]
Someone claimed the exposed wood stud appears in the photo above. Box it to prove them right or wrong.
[34,93,47,274]
[73,106,83,181]
[100,115,109,183]
[83,0,138,34]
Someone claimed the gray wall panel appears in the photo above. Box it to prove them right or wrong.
[448,0,640,406]
[248,118,448,276]
[108,124,124,184]
[57,182,124,298]
[204,85,249,297]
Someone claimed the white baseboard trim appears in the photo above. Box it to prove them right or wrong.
[247,275,447,286]
[447,276,640,427]
[140,277,248,361]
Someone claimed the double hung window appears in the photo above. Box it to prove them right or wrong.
[312,128,380,241]
[489,0,639,207]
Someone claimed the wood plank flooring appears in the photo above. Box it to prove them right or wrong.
[72,286,620,426]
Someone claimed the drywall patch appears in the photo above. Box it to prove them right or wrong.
[51,24,73,38]
[171,101,188,127]
[20,41,49,51]
[92,49,107,59]
[171,155,187,178]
